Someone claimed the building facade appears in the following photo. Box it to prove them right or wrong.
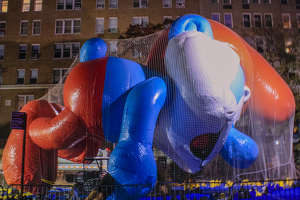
[0,0,299,145]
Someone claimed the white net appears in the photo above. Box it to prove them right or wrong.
[38,27,296,183]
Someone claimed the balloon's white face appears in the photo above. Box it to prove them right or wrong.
[153,31,250,173]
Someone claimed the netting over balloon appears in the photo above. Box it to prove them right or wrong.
[3,15,296,195]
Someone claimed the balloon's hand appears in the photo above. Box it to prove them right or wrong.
[107,77,167,200]
[220,127,259,169]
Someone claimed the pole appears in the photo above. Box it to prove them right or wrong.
[21,113,27,199]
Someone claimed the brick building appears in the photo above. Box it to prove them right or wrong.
[0,0,299,145]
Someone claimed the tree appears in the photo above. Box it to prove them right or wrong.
[117,19,174,64]
[243,20,300,127]
[243,21,300,172]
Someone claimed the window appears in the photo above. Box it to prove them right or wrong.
[20,21,29,35]
[133,0,148,8]
[282,13,291,29]
[19,45,27,60]
[55,19,81,34]
[18,95,34,110]
[53,68,68,84]
[176,0,185,7]
[212,13,220,22]
[109,41,117,56]
[253,14,262,27]
[54,43,80,59]
[255,38,264,53]
[244,37,253,47]
[0,0,8,12]
[211,0,219,3]
[0,45,4,60]
[30,69,38,84]
[96,18,104,33]
[281,0,287,4]
[224,0,231,4]
[163,0,172,7]
[34,0,42,11]
[32,20,41,35]
[0,21,5,36]
[109,17,118,33]
[264,14,272,27]
[97,0,104,9]
[57,0,81,10]
[263,0,270,3]
[243,14,251,27]
[109,0,117,8]
[242,0,249,3]
[133,17,148,27]
[297,14,300,29]
[17,69,25,84]
[253,0,259,3]
[224,13,233,28]
[30,44,39,59]
[22,0,30,12]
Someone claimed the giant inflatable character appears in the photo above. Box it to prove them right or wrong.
[3,14,295,199]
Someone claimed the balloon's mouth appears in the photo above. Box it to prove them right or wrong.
[190,126,225,161]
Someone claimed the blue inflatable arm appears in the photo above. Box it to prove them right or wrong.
[220,127,259,169]
[108,77,166,200]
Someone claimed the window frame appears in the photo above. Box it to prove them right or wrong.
[224,0,231,4]
[211,13,220,22]
[242,0,249,4]
[56,0,82,10]
[54,42,80,59]
[262,0,270,3]
[133,0,148,8]
[0,21,6,36]
[53,68,68,84]
[30,44,39,60]
[109,41,117,57]
[0,0,8,13]
[163,0,172,8]
[20,20,29,36]
[0,45,4,61]
[109,0,118,8]
[282,13,291,29]
[32,20,41,35]
[243,13,251,28]
[253,0,260,3]
[297,13,300,29]
[30,69,38,84]
[253,13,262,28]
[96,0,105,9]
[281,0,288,4]
[34,0,42,11]
[55,19,81,34]
[224,13,233,28]
[108,17,118,33]
[17,69,25,85]
[95,18,104,34]
[132,17,149,27]
[176,0,185,8]
[17,95,34,110]
[22,0,30,12]
[264,13,273,28]
[19,44,27,60]
[211,0,219,3]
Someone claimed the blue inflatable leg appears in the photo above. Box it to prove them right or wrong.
[220,127,259,169]
[107,77,167,200]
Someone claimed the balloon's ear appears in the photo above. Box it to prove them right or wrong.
[79,37,107,62]
[168,14,214,41]
[244,86,251,103]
